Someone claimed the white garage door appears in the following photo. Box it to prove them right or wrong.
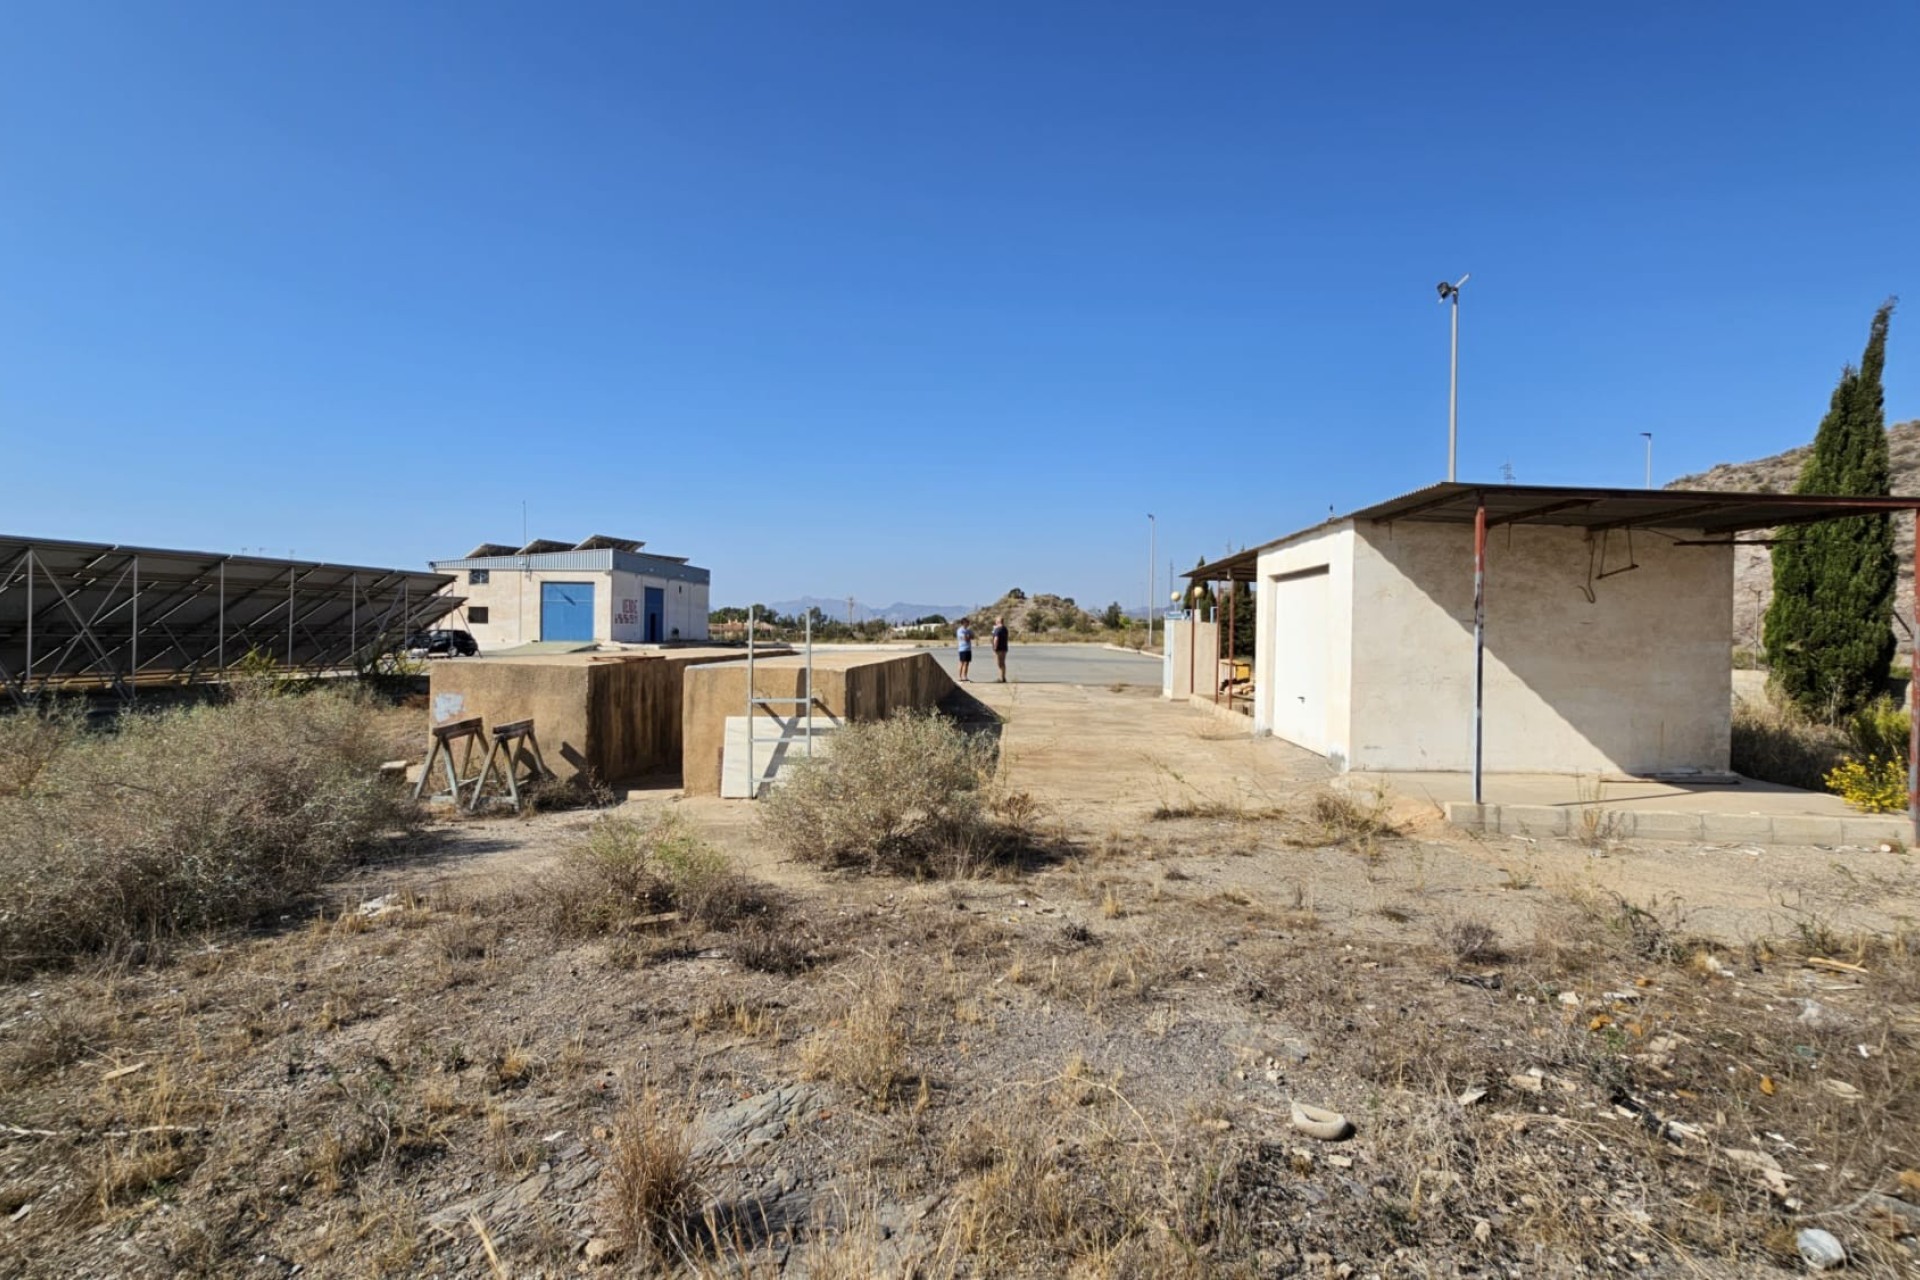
[1268,567,1330,754]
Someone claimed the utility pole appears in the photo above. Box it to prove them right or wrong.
[1640,432,1654,489]
[1437,274,1470,481]
[847,596,855,627]
[1146,514,1156,648]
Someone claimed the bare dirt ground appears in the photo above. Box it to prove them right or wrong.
[5,686,1920,1278]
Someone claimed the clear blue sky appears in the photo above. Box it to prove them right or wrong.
[4,2,1916,611]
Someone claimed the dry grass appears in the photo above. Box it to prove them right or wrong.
[799,972,909,1110]
[1732,693,1850,790]
[539,812,778,938]
[0,687,418,976]
[600,1089,704,1266]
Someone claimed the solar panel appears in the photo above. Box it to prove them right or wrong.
[0,535,459,702]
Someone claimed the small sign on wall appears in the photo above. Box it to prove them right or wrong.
[614,598,638,626]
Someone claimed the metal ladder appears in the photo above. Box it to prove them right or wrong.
[743,607,820,799]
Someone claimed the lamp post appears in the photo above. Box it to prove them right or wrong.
[1436,274,1470,481]
[1640,432,1654,489]
[1146,514,1156,649]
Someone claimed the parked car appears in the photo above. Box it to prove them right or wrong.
[404,629,478,658]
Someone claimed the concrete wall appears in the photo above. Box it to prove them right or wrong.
[426,648,749,783]
[608,572,710,644]
[681,651,957,797]
[441,569,710,649]
[1253,525,1356,760]
[1166,617,1219,700]
[1345,521,1733,774]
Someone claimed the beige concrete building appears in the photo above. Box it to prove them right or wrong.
[1186,483,1920,778]
[430,536,709,650]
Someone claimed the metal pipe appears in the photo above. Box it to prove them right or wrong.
[1227,579,1237,711]
[746,606,756,799]
[218,561,225,673]
[130,554,139,701]
[1472,500,1487,804]
[24,549,32,697]
[1448,291,1460,482]
[805,610,814,758]
[286,567,295,666]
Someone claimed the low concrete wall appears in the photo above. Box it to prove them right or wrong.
[426,647,755,783]
[1446,801,1907,848]
[681,651,957,797]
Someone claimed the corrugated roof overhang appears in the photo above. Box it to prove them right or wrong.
[1187,482,1920,582]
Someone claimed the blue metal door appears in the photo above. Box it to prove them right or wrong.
[540,582,595,642]
[644,587,664,643]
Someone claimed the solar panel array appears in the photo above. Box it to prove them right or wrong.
[0,535,460,702]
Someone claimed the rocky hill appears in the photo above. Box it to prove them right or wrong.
[1669,419,1920,651]
[971,589,1105,634]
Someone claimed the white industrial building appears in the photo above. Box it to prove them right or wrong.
[1183,483,1918,780]
[431,535,710,650]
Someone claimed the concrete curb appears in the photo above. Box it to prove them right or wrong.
[1445,802,1907,848]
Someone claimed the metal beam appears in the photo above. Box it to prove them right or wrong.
[1486,498,1597,528]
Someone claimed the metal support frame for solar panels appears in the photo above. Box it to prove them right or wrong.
[744,607,818,799]
[0,537,460,707]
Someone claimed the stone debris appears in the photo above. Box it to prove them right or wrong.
[1794,1226,1846,1270]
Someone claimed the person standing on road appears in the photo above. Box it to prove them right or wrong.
[991,616,1010,682]
[955,619,975,681]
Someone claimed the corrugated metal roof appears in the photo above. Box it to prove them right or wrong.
[1186,482,1920,582]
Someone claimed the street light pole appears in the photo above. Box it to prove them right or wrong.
[1437,274,1470,481]
[1146,514,1156,649]
[1640,432,1654,489]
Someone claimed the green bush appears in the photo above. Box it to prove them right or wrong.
[1846,695,1910,766]
[757,712,1004,875]
[0,687,417,975]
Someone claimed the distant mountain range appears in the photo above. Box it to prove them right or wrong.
[727,596,1152,625]
[760,597,977,624]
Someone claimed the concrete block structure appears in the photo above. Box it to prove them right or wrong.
[430,536,709,650]
[426,648,751,784]
[680,651,956,797]
[1186,483,1920,780]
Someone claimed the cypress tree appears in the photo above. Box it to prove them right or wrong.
[1764,300,1898,717]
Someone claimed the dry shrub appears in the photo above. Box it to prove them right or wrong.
[1299,785,1399,847]
[758,712,1011,876]
[1436,915,1503,966]
[1731,695,1847,790]
[541,813,778,937]
[600,1089,704,1265]
[0,687,417,976]
[731,922,816,975]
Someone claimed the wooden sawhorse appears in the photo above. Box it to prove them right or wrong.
[413,717,488,808]
[469,718,550,813]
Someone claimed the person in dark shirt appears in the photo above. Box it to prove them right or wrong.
[991,616,1010,682]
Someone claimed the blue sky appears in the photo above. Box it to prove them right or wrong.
[3,2,1916,611]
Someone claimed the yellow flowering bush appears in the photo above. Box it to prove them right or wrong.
[1825,756,1908,814]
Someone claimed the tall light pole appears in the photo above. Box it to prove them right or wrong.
[1640,432,1654,489]
[1437,274,1470,481]
[1146,513,1156,649]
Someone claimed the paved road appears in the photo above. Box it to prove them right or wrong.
[925,642,1163,687]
